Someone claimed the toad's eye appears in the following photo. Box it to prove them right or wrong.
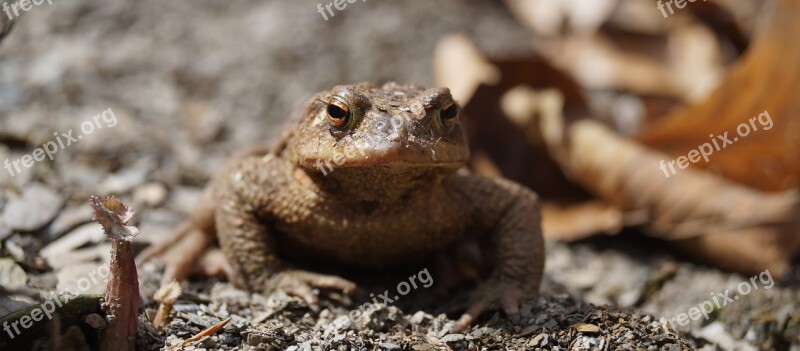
[436,100,459,130]
[326,96,352,129]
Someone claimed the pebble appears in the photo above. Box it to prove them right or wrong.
[0,219,11,241]
[2,184,64,231]
[99,160,152,194]
[440,333,465,343]
[570,335,605,351]
[188,314,214,329]
[530,333,548,346]
[518,323,540,337]
[174,303,202,313]
[84,313,107,328]
[168,186,204,213]
[408,310,429,324]
[56,262,108,294]
[40,223,105,264]
[42,205,95,241]
[133,182,168,207]
[246,334,266,347]
[26,271,57,290]
[182,100,224,143]
[5,234,48,269]
[543,319,558,330]
[0,257,27,289]
[572,323,601,334]
[199,335,219,348]
[378,342,401,350]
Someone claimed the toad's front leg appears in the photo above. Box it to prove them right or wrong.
[450,173,545,331]
[215,157,355,306]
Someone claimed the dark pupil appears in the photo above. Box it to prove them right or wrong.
[327,104,347,120]
[441,104,458,120]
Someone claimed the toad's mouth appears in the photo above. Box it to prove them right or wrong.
[299,156,465,174]
[297,143,469,173]
[294,133,470,172]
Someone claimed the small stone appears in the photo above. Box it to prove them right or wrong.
[0,258,27,289]
[543,319,558,330]
[246,333,265,346]
[440,333,465,343]
[56,262,107,294]
[379,342,401,350]
[199,335,219,348]
[570,335,605,351]
[99,163,150,194]
[571,323,601,334]
[133,182,168,206]
[188,314,213,328]
[529,333,548,346]
[42,205,94,241]
[409,310,429,324]
[41,223,104,264]
[411,343,435,351]
[0,219,11,241]
[85,313,107,328]
[518,323,540,337]
[169,186,204,212]
[2,184,64,231]
[26,271,57,290]
[182,100,224,143]
[5,234,47,269]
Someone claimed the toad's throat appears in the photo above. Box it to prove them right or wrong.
[310,166,453,204]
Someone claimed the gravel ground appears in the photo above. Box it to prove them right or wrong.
[0,0,798,350]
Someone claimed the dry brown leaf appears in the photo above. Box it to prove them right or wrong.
[177,317,232,348]
[638,0,800,191]
[433,34,500,105]
[505,0,618,36]
[543,115,800,276]
[542,202,648,242]
[541,35,676,97]
[433,34,593,203]
[666,22,724,101]
[433,26,800,276]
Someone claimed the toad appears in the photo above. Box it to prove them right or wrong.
[141,82,544,330]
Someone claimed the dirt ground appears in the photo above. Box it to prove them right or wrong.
[0,0,798,350]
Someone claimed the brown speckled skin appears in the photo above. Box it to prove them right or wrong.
[197,82,543,329]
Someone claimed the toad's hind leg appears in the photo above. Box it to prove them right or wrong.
[136,221,210,285]
[138,144,273,285]
[137,198,222,285]
[137,209,231,286]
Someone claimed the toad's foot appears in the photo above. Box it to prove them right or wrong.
[266,270,357,311]
[137,221,224,286]
[451,277,526,333]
